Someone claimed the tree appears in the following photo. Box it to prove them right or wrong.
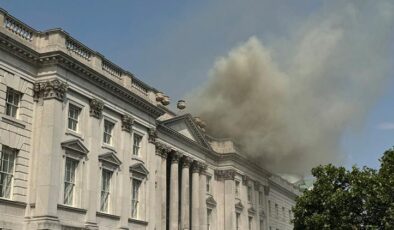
[292,148,394,229]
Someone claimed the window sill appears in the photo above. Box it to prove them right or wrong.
[128,218,148,225]
[131,155,144,163]
[96,211,120,220]
[65,129,84,141]
[102,144,116,153]
[57,204,87,213]
[0,197,26,207]
[1,115,26,128]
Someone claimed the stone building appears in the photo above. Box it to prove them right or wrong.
[0,8,299,230]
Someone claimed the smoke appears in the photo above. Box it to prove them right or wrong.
[187,1,394,175]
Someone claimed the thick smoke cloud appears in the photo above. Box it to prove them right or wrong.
[188,1,394,175]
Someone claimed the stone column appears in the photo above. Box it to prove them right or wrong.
[181,156,192,230]
[155,143,171,230]
[169,151,182,230]
[32,79,68,228]
[215,169,236,230]
[263,185,270,230]
[85,98,104,229]
[191,161,200,230]
[199,163,208,230]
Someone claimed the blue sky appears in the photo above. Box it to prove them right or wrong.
[1,1,393,172]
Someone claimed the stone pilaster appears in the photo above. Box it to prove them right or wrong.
[181,156,192,230]
[215,169,236,230]
[119,121,132,229]
[191,161,201,230]
[169,151,182,230]
[199,163,208,230]
[31,78,68,229]
[155,142,171,230]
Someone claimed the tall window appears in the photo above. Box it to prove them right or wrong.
[275,203,279,219]
[0,146,16,198]
[64,157,78,205]
[260,220,264,230]
[259,191,263,206]
[206,175,212,193]
[268,200,271,215]
[68,104,81,132]
[207,208,212,230]
[247,185,252,202]
[235,180,240,198]
[248,216,253,230]
[131,179,141,218]
[100,169,112,212]
[103,120,114,145]
[132,134,142,156]
[5,88,21,118]
[282,206,285,220]
[236,213,240,230]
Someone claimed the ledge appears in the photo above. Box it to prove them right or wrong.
[1,115,27,128]
[96,211,120,220]
[65,129,84,141]
[128,218,148,225]
[57,204,87,214]
[0,197,26,207]
[101,144,117,153]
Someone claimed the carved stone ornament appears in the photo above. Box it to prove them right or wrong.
[242,175,251,185]
[191,161,201,173]
[155,142,171,159]
[121,115,134,132]
[89,98,104,118]
[181,155,193,168]
[148,127,158,143]
[214,169,236,181]
[170,150,182,163]
[263,185,270,195]
[34,79,68,102]
[254,181,261,191]
[199,162,208,174]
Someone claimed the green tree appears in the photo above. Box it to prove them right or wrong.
[293,148,394,229]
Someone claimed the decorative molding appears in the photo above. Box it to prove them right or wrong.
[33,79,68,102]
[263,185,270,195]
[170,151,182,163]
[235,199,244,212]
[147,127,157,143]
[199,162,208,174]
[214,169,236,181]
[155,142,171,159]
[248,207,257,215]
[191,161,201,173]
[121,115,134,132]
[181,155,193,168]
[242,175,251,185]
[61,139,89,156]
[206,195,217,209]
[130,163,149,177]
[89,98,104,118]
[98,152,121,167]
[259,209,266,218]
[254,181,261,191]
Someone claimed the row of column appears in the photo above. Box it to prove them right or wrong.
[169,151,208,230]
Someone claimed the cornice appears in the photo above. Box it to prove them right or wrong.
[268,180,299,199]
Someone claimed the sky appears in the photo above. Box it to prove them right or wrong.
[1,0,393,173]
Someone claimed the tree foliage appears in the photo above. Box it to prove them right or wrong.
[293,148,394,229]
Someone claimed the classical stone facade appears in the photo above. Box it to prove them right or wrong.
[0,8,299,230]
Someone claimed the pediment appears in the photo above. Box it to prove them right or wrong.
[160,114,211,149]
[99,152,121,167]
[61,139,89,155]
[235,200,244,211]
[248,207,256,214]
[130,163,149,176]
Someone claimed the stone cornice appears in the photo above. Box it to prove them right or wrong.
[214,169,236,181]
[268,179,299,199]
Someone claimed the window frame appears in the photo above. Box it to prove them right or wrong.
[100,168,113,213]
[5,87,21,118]
[206,175,212,194]
[131,178,142,219]
[63,157,79,206]
[0,146,16,199]
[132,133,142,156]
[67,104,81,132]
[103,119,115,145]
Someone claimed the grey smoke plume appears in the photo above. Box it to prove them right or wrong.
[188,1,394,175]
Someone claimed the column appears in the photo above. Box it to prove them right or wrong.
[155,142,171,230]
[199,163,208,230]
[215,169,236,230]
[181,156,192,230]
[32,79,68,228]
[169,151,181,230]
[191,161,200,230]
[85,98,104,229]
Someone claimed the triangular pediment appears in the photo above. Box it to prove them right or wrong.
[99,152,121,167]
[235,200,244,211]
[160,114,211,149]
[61,139,89,155]
[130,163,149,176]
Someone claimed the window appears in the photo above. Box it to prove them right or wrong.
[207,208,212,230]
[103,120,114,145]
[282,207,285,220]
[100,169,112,212]
[236,213,240,230]
[132,134,142,156]
[235,180,240,197]
[268,200,271,215]
[247,185,252,202]
[275,203,279,219]
[0,146,16,198]
[259,191,263,206]
[206,175,211,193]
[248,216,253,230]
[68,104,81,132]
[64,157,78,205]
[131,178,141,218]
[5,88,21,118]
[260,220,264,230]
